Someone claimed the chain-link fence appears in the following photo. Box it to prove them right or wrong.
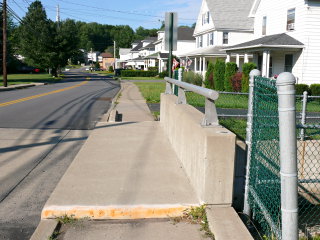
[247,76,282,239]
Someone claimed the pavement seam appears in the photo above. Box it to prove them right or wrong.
[0,130,71,204]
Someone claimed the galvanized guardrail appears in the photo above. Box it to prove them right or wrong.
[164,75,219,126]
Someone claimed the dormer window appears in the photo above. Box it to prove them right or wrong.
[287,8,295,31]
[262,16,267,35]
[202,11,210,25]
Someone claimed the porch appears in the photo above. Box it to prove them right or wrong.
[224,33,304,78]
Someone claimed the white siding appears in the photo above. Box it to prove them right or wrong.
[194,0,215,36]
[300,1,320,84]
[253,0,320,84]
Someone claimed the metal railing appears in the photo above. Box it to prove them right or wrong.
[164,71,219,126]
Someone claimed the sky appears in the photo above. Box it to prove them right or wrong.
[8,0,201,30]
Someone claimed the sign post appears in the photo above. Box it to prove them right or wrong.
[165,12,177,78]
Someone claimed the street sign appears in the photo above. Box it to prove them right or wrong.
[165,12,178,51]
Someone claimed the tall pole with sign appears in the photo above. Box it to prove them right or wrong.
[165,12,177,78]
[3,0,8,87]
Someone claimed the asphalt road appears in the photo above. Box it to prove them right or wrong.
[0,69,120,240]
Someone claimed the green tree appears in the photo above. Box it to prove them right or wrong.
[213,59,225,91]
[242,62,257,92]
[16,1,53,70]
[204,62,214,89]
[135,26,158,40]
[224,62,238,92]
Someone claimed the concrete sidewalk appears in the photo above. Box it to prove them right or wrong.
[34,82,206,239]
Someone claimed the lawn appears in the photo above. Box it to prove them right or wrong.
[134,82,165,103]
[0,73,61,86]
[219,118,247,140]
[122,77,164,80]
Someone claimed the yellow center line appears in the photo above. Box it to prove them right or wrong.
[0,80,89,108]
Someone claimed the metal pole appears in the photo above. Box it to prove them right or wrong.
[277,72,298,240]
[243,69,261,216]
[114,40,116,73]
[3,0,8,87]
[168,12,173,78]
[300,91,308,141]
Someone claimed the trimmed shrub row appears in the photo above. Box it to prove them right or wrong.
[295,84,320,96]
[121,70,158,77]
[183,71,203,86]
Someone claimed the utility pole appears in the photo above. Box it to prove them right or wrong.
[56,5,60,23]
[2,0,7,87]
[113,40,116,72]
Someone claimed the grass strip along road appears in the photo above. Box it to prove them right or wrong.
[0,80,89,108]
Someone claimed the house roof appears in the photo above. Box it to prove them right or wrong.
[178,46,226,57]
[159,53,169,59]
[119,48,131,55]
[178,27,195,41]
[224,33,304,51]
[131,41,143,52]
[100,52,113,58]
[144,52,159,59]
[140,42,156,50]
[206,0,255,30]
[142,37,157,42]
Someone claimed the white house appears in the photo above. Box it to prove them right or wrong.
[154,27,196,72]
[117,48,131,68]
[87,51,100,64]
[179,0,255,76]
[225,0,320,85]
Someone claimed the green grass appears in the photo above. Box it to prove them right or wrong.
[134,82,165,103]
[65,65,82,69]
[0,73,61,86]
[220,118,247,140]
[122,77,163,80]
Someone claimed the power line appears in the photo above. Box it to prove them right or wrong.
[54,0,197,21]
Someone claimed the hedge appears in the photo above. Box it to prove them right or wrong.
[213,59,225,91]
[242,62,257,92]
[296,84,310,95]
[232,72,243,92]
[204,62,214,89]
[183,71,203,86]
[159,71,168,78]
[121,70,158,77]
[310,84,320,96]
[224,62,238,92]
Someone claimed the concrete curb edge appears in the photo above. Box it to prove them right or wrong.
[29,219,59,240]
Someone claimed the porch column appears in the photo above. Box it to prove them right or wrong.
[158,60,161,73]
[236,54,240,67]
[199,57,203,73]
[195,57,197,72]
[262,50,270,77]
[225,53,231,63]
[203,57,207,78]
[244,53,249,63]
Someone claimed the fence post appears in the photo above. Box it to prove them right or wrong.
[243,69,261,216]
[300,91,308,141]
[277,72,298,240]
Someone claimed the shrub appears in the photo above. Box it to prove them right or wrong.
[213,59,225,91]
[183,71,203,86]
[121,70,158,77]
[231,72,243,92]
[295,84,310,95]
[204,62,214,89]
[148,67,158,71]
[159,71,168,78]
[95,62,101,69]
[310,84,320,96]
[224,62,238,92]
[242,62,257,92]
[108,66,114,72]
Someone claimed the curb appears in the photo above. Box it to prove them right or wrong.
[41,204,198,220]
[0,83,46,92]
[29,219,59,240]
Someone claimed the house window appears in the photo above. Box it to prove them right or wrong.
[287,8,295,31]
[209,32,214,45]
[262,16,267,35]
[285,54,294,72]
[199,35,203,47]
[223,32,229,44]
[202,11,210,25]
